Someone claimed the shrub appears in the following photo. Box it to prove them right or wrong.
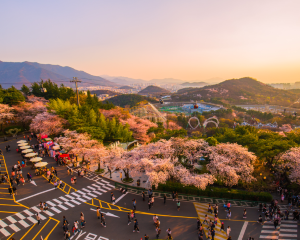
[155,181,273,202]
[4,125,25,133]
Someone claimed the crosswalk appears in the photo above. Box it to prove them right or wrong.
[259,218,298,239]
[194,203,227,240]
[0,180,113,238]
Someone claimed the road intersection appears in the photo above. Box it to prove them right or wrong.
[0,137,298,240]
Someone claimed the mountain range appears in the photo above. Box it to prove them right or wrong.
[174,77,300,107]
[100,75,223,85]
[0,61,116,88]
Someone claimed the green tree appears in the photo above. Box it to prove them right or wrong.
[3,86,25,105]
[20,84,30,95]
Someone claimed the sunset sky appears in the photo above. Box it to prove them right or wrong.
[1,0,300,83]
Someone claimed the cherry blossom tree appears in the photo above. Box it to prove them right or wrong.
[207,143,257,188]
[14,101,47,128]
[100,107,157,144]
[0,104,14,130]
[279,124,293,133]
[164,121,182,130]
[30,112,66,136]
[278,147,300,184]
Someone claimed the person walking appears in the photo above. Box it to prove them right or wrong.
[148,200,151,211]
[172,191,175,201]
[227,226,231,237]
[127,213,131,225]
[74,220,80,233]
[164,194,166,205]
[227,210,231,219]
[153,215,158,226]
[208,204,213,214]
[166,228,172,239]
[27,173,32,182]
[97,207,101,219]
[243,209,247,218]
[142,191,145,201]
[156,227,161,239]
[36,213,41,225]
[177,201,180,211]
[211,229,215,240]
[101,213,106,227]
[133,219,139,232]
[132,199,136,210]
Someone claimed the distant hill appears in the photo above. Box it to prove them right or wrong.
[181,82,208,87]
[90,90,121,96]
[104,94,158,108]
[138,85,171,96]
[0,61,116,88]
[118,86,135,89]
[173,77,300,107]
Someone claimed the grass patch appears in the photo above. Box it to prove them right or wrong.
[122,178,134,183]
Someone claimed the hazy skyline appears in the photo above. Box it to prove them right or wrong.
[1,0,300,83]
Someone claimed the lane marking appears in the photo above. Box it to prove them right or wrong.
[238,221,248,240]
[20,223,36,240]
[16,188,55,202]
[44,218,60,240]
[115,193,128,204]
[32,219,51,240]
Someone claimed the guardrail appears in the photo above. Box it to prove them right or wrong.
[115,182,264,207]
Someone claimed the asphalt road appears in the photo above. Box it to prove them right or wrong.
[0,136,298,240]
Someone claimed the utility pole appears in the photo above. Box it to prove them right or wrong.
[70,77,81,106]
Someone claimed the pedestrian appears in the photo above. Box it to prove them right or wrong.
[97,207,101,219]
[8,187,12,195]
[120,172,122,180]
[27,173,32,182]
[226,210,231,219]
[44,202,48,211]
[36,213,41,225]
[227,226,231,237]
[156,227,161,239]
[39,202,44,212]
[148,188,153,198]
[133,219,139,232]
[151,196,154,207]
[203,215,208,224]
[166,228,172,239]
[54,180,58,189]
[207,229,212,239]
[197,218,200,229]
[80,212,84,222]
[208,204,213,214]
[257,215,263,224]
[142,191,145,201]
[132,199,136,210]
[153,215,158,226]
[211,229,215,240]
[127,213,131,225]
[177,201,180,211]
[65,230,71,240]
[226,201,231,211]
[12,185,17,195]
[101,214,106,227]
[274,218,279,229]
[111,194,115,204]
[243,209,247,218]
[144,234,149,240]
[74,220,80,233]
[148,200,151,211]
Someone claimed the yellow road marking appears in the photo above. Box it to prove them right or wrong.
[1,155,29,209]
[41,174,76,194]
[0,198,14,200]
[0,211,18,214]
[20,223,36,240]
[6,233,14,240]
[45,217,60,240]
[32,219,51,240]
[0,204,26,207]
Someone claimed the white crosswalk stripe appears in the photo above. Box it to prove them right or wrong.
[259,217,298,239]
[0,177,113,238]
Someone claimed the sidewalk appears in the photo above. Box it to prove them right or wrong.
[89,164,150,189]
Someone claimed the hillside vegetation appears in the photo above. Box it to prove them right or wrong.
[138,85,170,95]
[104,94,158,107]
[174,77,300,107]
